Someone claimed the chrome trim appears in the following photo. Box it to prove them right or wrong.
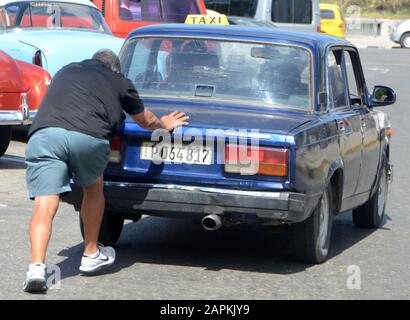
[103,181,283,199]
[21,93,30,124]
[0,110,25,125]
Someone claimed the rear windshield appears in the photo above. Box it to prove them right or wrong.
[321,9,335,20]
[204,0,258,17]
[271,0,313,24]
[121,37,312,110]
[118,0,200,22]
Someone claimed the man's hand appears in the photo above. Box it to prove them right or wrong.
[130,110,189,132]
[160,112,190,131]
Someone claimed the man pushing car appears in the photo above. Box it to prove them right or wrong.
[23,49,189,292]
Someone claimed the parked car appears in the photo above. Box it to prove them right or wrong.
[64,24,394,264]
[204,0,321,33]
[0,0,124,79]
[320,3,346,38]
[390,19,410,48]
[206,9,276,28]
[91,0,207,38]
[0,50,50,157]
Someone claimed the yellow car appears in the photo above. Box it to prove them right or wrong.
[320,3,346,38]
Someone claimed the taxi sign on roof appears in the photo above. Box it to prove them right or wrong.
[185,14,229,26]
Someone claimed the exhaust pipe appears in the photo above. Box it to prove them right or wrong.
[201,214,222,231]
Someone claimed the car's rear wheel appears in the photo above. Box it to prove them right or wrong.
[0,126,12,158]
[400,32,410,48]
[289,186,333,264]
[352,161,388,229]
[79,210,125,246]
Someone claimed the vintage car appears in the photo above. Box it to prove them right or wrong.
[91,0,207,38]
[0,0,124,78]
[64,24,395,264]
[0,50,50,157]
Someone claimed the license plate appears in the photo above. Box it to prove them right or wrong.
[140,142,213,165]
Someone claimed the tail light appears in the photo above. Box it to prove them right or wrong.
[225,144,288,177]
[109,136,122,163]
[32,50,43,67]
[317,26,322,33]
[338,23,345,29]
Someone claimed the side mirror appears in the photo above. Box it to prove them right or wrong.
[369,86,396,107]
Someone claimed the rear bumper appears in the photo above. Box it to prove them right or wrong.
[0,95,30,125]
[63,182,320,223]
[0,109,29,125]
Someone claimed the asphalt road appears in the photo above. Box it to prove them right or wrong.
[1,48,409,300]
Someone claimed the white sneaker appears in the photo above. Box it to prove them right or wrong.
[23,263,47,293]
[79,244,116,275]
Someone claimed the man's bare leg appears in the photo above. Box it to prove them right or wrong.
[80,175,105,255]
[29,195,60,264]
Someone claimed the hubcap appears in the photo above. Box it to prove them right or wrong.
[318,192,329,254]
[377,170,387,217]
[403,36,410,48]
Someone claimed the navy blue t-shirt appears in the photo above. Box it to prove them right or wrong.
[29,59,144,140]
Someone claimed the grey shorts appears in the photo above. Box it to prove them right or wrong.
[25,127,110,199]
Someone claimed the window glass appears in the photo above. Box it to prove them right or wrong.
[119,0,200,22]
[327,50,347,108]
[204,0,258,17]
[162,0,201,22]
[321,9,335,20]
[121,37,313,110]
[344,50,363,105]
[119,0,161,21]
[272,0,312,24]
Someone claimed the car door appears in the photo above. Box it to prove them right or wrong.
[343,48,380,194]
[327,48,363,199]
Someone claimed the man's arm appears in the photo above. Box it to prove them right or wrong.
[130,109,189,131]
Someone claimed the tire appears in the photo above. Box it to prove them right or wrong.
[400,32,410,48]
[0,126,12,158]
[352,161,388,229]
[79,210,124,246]
[289,186,333,264]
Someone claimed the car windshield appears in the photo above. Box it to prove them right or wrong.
[121,37,312,110]
[0,2,110,33]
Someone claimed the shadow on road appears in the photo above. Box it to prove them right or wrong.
[0,155,26,169]
[11,126,29,143]
[56,212,387,281]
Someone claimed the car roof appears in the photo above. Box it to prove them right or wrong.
[127,24,352,50]
[0,0,96,8]
[320,3,340,9]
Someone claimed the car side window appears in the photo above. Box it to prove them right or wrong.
[327,49,348,109]
[344,50,364,106]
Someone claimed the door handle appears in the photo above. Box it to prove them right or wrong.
[337,120,345,133]
[361,118,367,128]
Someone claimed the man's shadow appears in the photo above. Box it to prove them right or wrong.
[0,155,26,169]
[56,211,390,281]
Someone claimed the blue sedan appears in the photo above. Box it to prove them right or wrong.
[64,24,395,263]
